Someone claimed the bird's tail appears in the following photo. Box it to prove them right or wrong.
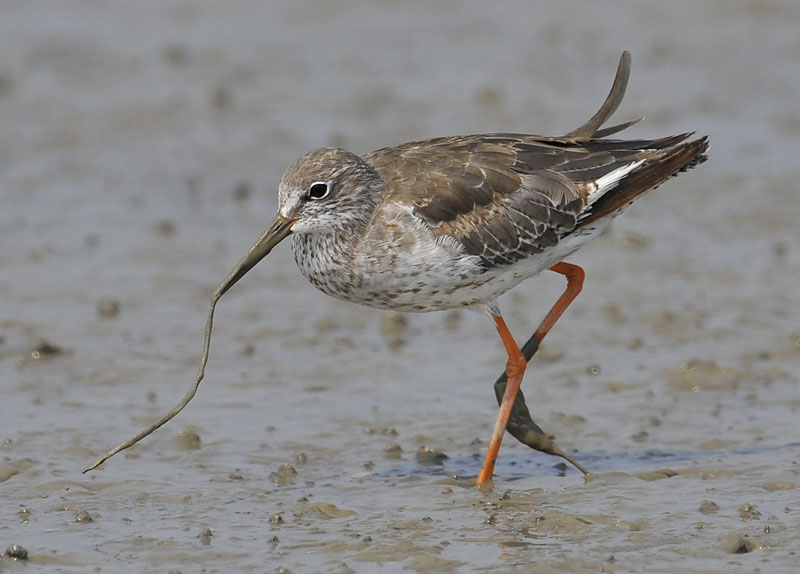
[578,134,709,227]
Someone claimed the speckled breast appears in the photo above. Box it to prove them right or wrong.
[291,223,547,312]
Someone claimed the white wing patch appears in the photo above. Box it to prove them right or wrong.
[585,159,645,205]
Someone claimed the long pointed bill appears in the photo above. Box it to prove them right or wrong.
[214,215,296,303]
[82,214,296,473]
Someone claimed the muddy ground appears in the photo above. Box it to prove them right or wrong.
[1,1,799,572]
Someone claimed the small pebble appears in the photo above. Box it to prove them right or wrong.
[723,533,763,554]
[416,446,448,465]
[699,500,719,514]
[739,503,761,521]
[5,544,28,560]
[272,463,297,486]
[18,508,31,523]
[30,339,63,359]
[199,527,212,545]
[175,430,202,450]
[276,463,297,477]
[384,444,403,459]
[74,508,93,523]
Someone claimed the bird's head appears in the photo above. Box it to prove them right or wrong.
[277,147,383,234]
[214,147,383,299]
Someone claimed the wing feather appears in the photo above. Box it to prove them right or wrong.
[361,51,708,271]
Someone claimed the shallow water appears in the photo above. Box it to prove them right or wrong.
[2,1,799,572]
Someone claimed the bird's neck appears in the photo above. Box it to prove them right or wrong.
[291,181,385,281]
[290,208,374,278]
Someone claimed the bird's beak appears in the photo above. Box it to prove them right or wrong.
[213,215,296,301]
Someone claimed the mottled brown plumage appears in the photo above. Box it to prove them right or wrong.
[367,132,707,270]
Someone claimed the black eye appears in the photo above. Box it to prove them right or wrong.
[307,182,330,200]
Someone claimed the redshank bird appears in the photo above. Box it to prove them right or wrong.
[84,52,708,486]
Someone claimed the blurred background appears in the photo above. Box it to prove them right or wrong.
[1,1,798,572]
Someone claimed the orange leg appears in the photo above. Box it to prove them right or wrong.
[476,262,587,488]
[477,313,526,488]
[534,262,585,345]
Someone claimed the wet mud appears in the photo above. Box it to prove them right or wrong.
[2,1,799,572]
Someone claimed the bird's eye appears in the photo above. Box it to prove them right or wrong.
[307,182,330,200]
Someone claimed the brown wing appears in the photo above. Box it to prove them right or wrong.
[366,137,580,268]
[365,134,705,269]
[362,50,708,270]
